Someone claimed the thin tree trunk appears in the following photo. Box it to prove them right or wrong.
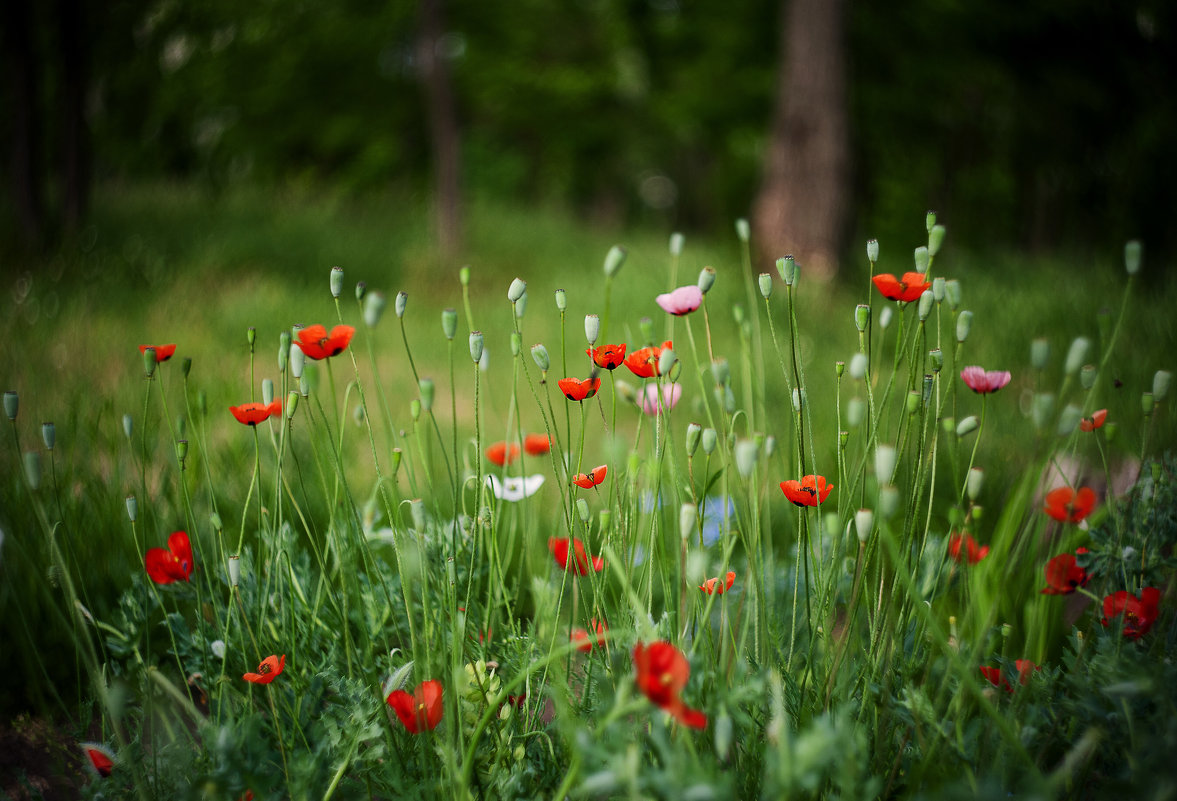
[57,0,91,232]
[418,0,461,256]
[4,0,45,246]
[753,0,849,281]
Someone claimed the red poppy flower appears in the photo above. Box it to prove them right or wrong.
[486,441,520,466]
[243,654,286,684]
[145,531,194,584]
[1079,409,1108,432]
[980,660,1039,693]
[948,532,989,564]
[625,340,673,378]
[1044,486,1097,523]
[960,366,1012,394]
[387,679,444,733]
[230,400,282,426]
[548,537,604,575]
[139,344,177,362]
[1015,659,1041,685]
[572,619,608,653]
[872,272,931,303]
[632,641,707,729]
[1040,550,1091,595]
[700,571,736,595]
[557,376,601,401]
[779,475,833,507]
[81,742,115,777]
[296,324,355,360]
[588,344,627,371]
[524,433,551,455]
[572,465,607,489]
[1102,587,1161,639]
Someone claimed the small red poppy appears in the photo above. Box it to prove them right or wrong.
[624,341,673,379]
[948,532,989,564]
[557,376,601,401]
[243,654,286,685]
[632,641,707,729]
[572,619,608,653]
[139,344,177,362]
[1040,550,1091,595]
[230,400,282,426]
[524,433,551,455]
[548,537,604,575]
[485,441,520,466]
[1102,587,1161,640]
[980,660,1039,693]
[145,531,194,584]
[296,324,355,360]
[779,475,833,507]
[81,742,115,777]
[588,344,627,371]
[1044,486,1097,523]
[572,465,607,489]
[872,272,932,303]
[1079,409,1108,432]
[699,571,736,595]
[387,679,444,733]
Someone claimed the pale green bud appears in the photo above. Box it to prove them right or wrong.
[849,352,868,380]
[479,347,489,372]
[928,224,946,257]
[918,290,934,321]
[599,509,612,531]
[866,239,879,263]
[926,210,937,233]
[285,391,299,419]
[658,348,678,376]
[514,291,528,319]
[764,435,776,457]
[531,343,550,373]
[364,291,387,327]
[1031,338,1050,370]
[670,232,685,255]
[711,358,730,386]
[680,503,697,541]
[1064,337,1089,375]
[698,266,716,294]
[554,288,567,312]
[395,291,408,318]
[875,444,896,484]
[879,305,893,329]
[956,416,979,437]
[686,422,702,456]
[715,708,734,761]
[945,280,962,310]
[846,398,864,427]
[914,246,930,274]
[701,427,717,455]
[906,389,921,414]
[1124,240,1142,275]
[967,468,984,501]
[855,509,874,543]
[390,448,403,476]
[355,281,366,301]
[735,218,750,242]
[932,276,946,303]
[410,498,427,530]
[210,511,223,532]
[439,308,457,341]
[24,451,40,490]
[330,266,344,298]
[142,347,157,378]
[459,266,470,286]
[410,399,420,421]
[734,439,759,478]
[777,255,797,286]
[507,277,527,303]
[125,494,137,522]
[1057,404,1081,436]
[585,314,600,345]
[955,310,973,344]
[855,304,870,332]
[758,272,773,299]
[290,342,305,379]
[929,348,943,372]
[576,498,591,523]
[1080,365,1097,390]
[41,422,55,450]
[419,378,435,412]
[603,245,627,277]
[262,378,274,406]
[1153,370,1171,401]
[878,485,899,520]
[1032,394,1055,430]
[792,388,805,412]
[1142,392,1154,416]
[469,331,484,364]
[510,331,522,357]
[228,555,240,586]
[732,304,744,324]
[3,390,17,421]
[123,413,133,440]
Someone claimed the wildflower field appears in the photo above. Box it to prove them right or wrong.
[2,184,1176,799]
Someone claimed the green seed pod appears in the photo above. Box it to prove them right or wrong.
[210,511,223,532]
[926,210,937,233]
[459,266,471,286]
[846,398,864,427]
[298,375,309,398]
[670,232,684,255]
[286,391,299,419]
[758,272,773,299]
[878,485,899,520]
[142,348,157,378]
[585,314,600,345]
[1031,394,1055,430]
[866,239,879,263]
[390,448,403,476]
[967,468,984,501]
[330,266,344,298]
[514,292,527,318]
[685,422,702,456]
[777,255,797,286]
[355,281,366,301]
[437,307,457,340]
[1080,364,1097,390]
[922,374,933,406]
[599,508,612,531]
[734,439,758,478]
[181,357,192,379]
[469,331,484,364]
[955,310,973,344]
[395,291,408,319]
[914,246,930,274]
[576,498,591,524]
[554,288,567,311]
[123,413,133,440]
[1031,338,1050,370]
[410,498,427,530]
[409,399,421,421]
[3,390,17,421]
[508,277,527,303]
[510,331,522,357]
[906,389,921,414]
[918,290,934,321]
[658,348,678,376]
[929,348,943,372]
[531,343,550,373]
[175,439,188,463]
[228,555,240,586]
[1057,404,1081,435]
[41,422,55,450]
[711,358,730,386]
[698,266,717,294]
[932,276,946,303]
[603,245,627,277]
[126,494,137,522]
[247,327,256,347]
[1153,370,1171,401]
[1064,337,1089,376]
[23,451,40,489]
[364,291,387,327]
[290,342,305,379]
[956,415,979,437]
[875,444,896,484]
[855,509,874,543]
[944,280,962,310]
[278,330,291,372]
[1124,240,1142,275]
[701,427,718,455]
[1142,392,1154,417]
[262,378,274,406]
[928,224,946,257]
[839,429,849,449]
[855,304,870,332]
[735,218,750,243]
[419,378,435,412]
[835,360,845,377]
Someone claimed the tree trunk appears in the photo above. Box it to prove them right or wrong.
[752,0,849,281]
[4,0,45,246]
[57,0,91,232]
[418,0,461,256]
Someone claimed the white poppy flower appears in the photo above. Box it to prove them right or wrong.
[485,473,545,502]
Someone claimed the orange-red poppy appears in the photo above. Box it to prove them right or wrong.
[297,324,355,360]
[1041,548,1091,594]
[145,531,194,584]
[485,441,520,466]
[572,619,608,653]
[872,272,931,303]
[587,344,627,371]
[230,400,282,426]
[548,537,604,575]
[625,341,673,379]
[139,344,177,362]
[948,532,989,564]
[1079,409,1108,432]
[81,742,115,777]
[779,475,833,507]
[980,660,1039,693]
[572,465,607,489]
[699,571,736,595]
[243,654,286,685]
[1102,587,1161,640]
[524,433,551,455]
[558,376,601,401]
[632,641,707,729]
[1044,486,1097,523]
[387,679,444,733]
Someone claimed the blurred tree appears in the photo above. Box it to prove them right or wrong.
[418,0,462,254]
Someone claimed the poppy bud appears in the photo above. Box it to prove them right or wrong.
[777,255,797,286]
[603,245,627,277]
[1124,240,1142,275]
[875,444,897,484]
[576,498,591,523]
[1153,370,1171,401]
[839,429,849,449]
[849,353,868,380]
[945,280,962,310]
[720,385,736,413]
[732,304,745,324]
[364,292,387,328]
[879,306,893,330]
[176,439,188,463]
[639,316,655,344]
[967,468,984,501]
[914,246,930,274]
[658,348,678,376]
[906,389,922,414]
[1104,420,1118,442]
[353,402,365,425]
[508,277,527,303]
[585,314,600,345]
[390,448,403,476]
[3,390,17,421]
[395,291,408,319]
[735,218,750,242]
[765,435,776,457]
[227,554,241,586]
[1064,337,1089,376]
[410,399,421,421]
[670,232,685,255]
[698,266,717,294]
[835,360,845,377]
[941,416,955,434]
[410,498,426,530]
[285,391,298,419]
[854,304,870,332]
[758,272,773,299]
[701,427,717,455]
[126,494,137,522]
[926,210,937,232]
[866,239,879,263]
[330,266,344,298]
[23,452,39,489]
[684,422,702,456]
[1080,365,1097,390]
[711,358,730,386]
[506,332,520,357]
[123,413,133,440]
[956,416,979,437]
[599,509,612,531]
[515,292,528,318]
[734,438,759,478]
[181,357,192,379]
[878,485,899,520]
[479,347,489,372]
[929,349,943,372]
[554,288,567,311]
[261,379,274,406]
[41,422,55,450]
[855,509,874,543]
[1142,392,1154,417]
[714,707,734,761]
[142,348,157,378]
[530,343,550,374]
[460,266,471,286]
[419,378,435,412]
[922,374,934,407]
[1057,404,1083,436]
[928,224,946,257]
[1031,338,1050,370]
[1031,394,1054,430]
[918,290,934,321]
[299,375,310,398]
[469,331,484,364]
[792,388,805,412]
[247,326,256,347]
[955,310,972,344]
[846,398,864,427]
[355,281,366,301]
[290,343,305,379]
[932,276,946,303]
[175,415,186,442]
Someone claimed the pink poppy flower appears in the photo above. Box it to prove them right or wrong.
[656,286,703,316]
[639,382,682,415]
[960,366,1011,394]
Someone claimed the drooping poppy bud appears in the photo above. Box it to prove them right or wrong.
[508,277,527,303]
